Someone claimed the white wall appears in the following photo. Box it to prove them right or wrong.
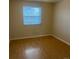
[52,0,70,43]
[10,0,70,44]
[9,0,53,39]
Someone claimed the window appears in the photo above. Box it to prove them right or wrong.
[23,6,41,25]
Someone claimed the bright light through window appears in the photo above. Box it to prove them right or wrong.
[23,6,41,25]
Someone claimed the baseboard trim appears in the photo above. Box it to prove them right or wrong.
[51,34,70,46]
[10,34,51,40]
[10,34,70,46]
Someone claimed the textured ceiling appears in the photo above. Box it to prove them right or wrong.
[26,0,62,2]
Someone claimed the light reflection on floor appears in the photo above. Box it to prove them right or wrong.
[25,48,40,59]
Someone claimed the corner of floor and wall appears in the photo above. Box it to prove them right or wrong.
[51,0,70,46]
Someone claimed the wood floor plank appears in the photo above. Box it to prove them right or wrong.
[9,36,70,59]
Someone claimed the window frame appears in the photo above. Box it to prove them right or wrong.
[23,6,42,25]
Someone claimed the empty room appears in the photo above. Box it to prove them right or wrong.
[9,0,70,59]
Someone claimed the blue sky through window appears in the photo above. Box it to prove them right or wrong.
[23,6,41,25]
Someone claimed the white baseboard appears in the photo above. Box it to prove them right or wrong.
[10,34,51,40]
[51,34,70,46]
[10,34,70,46]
